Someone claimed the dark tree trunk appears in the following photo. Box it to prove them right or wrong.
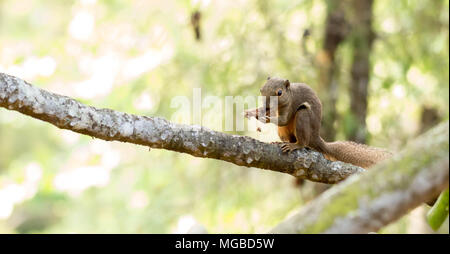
[348,0,374,143]
[317,2,349,142]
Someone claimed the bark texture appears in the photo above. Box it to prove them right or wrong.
[270,121,449,233]
[0,72,365,184]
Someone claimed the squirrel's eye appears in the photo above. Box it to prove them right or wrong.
[277,90,282,96]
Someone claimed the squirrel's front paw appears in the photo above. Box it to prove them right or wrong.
[244,109,257,119]
[280,143,304,153]
[257,116,270,123]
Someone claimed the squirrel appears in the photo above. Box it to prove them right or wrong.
[244,77,392,169]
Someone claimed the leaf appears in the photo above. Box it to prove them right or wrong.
[427,189,449,231]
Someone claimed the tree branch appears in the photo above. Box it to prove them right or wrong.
[270,121,449,233]
[0,72,364,184]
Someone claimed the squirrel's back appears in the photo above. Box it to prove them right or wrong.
[290,82,322,122]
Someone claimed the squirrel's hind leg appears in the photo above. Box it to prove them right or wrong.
[279,107,313,153]
[293,107,312,146]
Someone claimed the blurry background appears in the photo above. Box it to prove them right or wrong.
[0,0,448,233]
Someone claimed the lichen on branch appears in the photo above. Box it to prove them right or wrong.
[270,121,449,234]
[0,72,364,184]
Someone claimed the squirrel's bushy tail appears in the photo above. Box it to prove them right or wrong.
[318,139,392,169]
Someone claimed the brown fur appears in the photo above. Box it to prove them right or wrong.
[246,77,392,169]
[317,140,392,168]
[278,119,297,143]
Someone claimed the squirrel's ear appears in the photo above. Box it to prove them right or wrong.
[284,79,290,88]
[267,76,271,80]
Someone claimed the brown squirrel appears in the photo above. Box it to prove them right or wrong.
[245,77,391,169]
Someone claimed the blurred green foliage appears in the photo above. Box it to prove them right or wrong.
[0,0,448,233]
